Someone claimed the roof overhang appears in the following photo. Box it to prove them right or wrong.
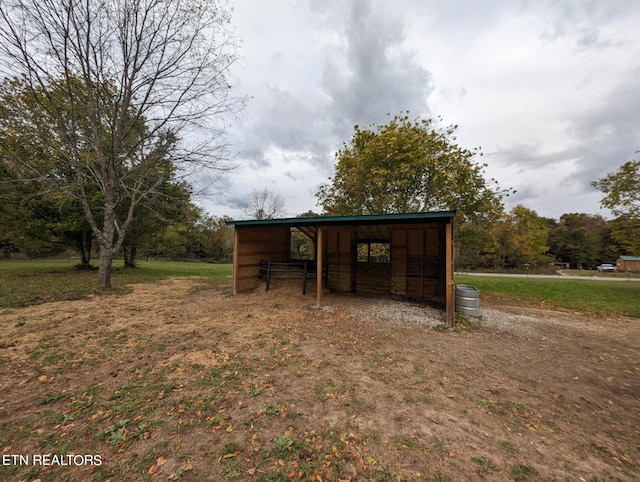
[226,211,456,229]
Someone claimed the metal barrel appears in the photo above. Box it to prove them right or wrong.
[455,284,480,317]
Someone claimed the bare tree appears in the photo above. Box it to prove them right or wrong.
[244,188,286,220]
[0,0,243,287]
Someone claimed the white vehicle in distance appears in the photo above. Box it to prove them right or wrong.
[596,263,616,272]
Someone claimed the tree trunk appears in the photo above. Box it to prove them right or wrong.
[123,246,137,268]
[129,246,137,267]
[97,246,113,288]
[97,206,115,289]
[76,230,93,268]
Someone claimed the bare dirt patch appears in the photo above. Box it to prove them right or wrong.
[0,278,638,481]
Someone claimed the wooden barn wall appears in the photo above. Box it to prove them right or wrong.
[389,224,443,301]
[356,263,390,295]
[323,227,354,292]
[321,222,448,302]
[619,259,640,272]
[233,227,290,293]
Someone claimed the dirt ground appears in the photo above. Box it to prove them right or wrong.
[0,277,638,481]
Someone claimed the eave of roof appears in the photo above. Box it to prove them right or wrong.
[226,210,456,228]
[619,255,640,261]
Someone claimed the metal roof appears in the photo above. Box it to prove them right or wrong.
[226,210,456,229]
[619,255,640,261]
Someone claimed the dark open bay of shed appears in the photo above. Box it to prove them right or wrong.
[227,211,456,325]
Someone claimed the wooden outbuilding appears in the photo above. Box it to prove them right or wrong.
[617,255,640,273]
[227,211,456,326]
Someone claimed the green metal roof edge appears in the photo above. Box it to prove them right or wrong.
[226,210,456,227]
[619,255,640,261]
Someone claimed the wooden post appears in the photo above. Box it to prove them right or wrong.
[316,226,323,306]
[445,220,455,327]
[302,260,308,295]
[232,228,239,295]
[265,260,272,292]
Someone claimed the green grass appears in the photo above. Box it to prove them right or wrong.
[2,259,638,318]
[0,259,232,308]
[455,275,640,318]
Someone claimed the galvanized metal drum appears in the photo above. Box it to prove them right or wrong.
[455,284,480,317]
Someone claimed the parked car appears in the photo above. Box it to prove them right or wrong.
[597,263,616,272]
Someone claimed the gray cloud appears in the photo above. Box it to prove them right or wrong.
[321,0,433,134]
[224,0,435,212]
[565,69,640,186]
[236,85,332,168]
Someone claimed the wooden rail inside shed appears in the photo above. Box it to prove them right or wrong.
[227,211,456,326]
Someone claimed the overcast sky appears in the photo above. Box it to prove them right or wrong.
[202,0,640,221]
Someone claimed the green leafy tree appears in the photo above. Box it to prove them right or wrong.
[0,76,184,267]
[204,215,234,262]
[608,215,640,256]
[0,0,242,288]
[0,81,93,262]
[492,205,549,269]
[592,159,640,218]
[592,158,640,255]
[316,114,511,222]
[548,213,614,269]
[455,222,497,270]
[120,179,193,267]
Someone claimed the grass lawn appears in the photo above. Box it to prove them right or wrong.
[0,259,232,308]
[2,260,638,319]
[455,274,640,318]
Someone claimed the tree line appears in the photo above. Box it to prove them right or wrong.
[1,1,638,284]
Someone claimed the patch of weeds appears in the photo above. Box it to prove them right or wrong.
[471,456,497,472]
[223,441,240,456]
[200,367,221,385]
[510,462,535,481]
[206,416,223,428]
[393,436,419,449]
[368,465,398,481]
[99,419,130,448]
[470,395,528,419]
[260,402,283,416]
[22,466,42,481]
[314,384,328,404]
[39,392,65,405]
[73,393,96,411]
[455,315,480,331]
[154,342,167,352]
[221,459,242,481]
[402,395,431,405]
[248,383,263,397]
[345,395,364,416]
[269,434,297,459]
[500,440,519,457]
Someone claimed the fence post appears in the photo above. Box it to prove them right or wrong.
[266,260,272,292]
[302,261,308,295]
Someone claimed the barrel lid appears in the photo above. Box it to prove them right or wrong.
[455,284,479,293]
